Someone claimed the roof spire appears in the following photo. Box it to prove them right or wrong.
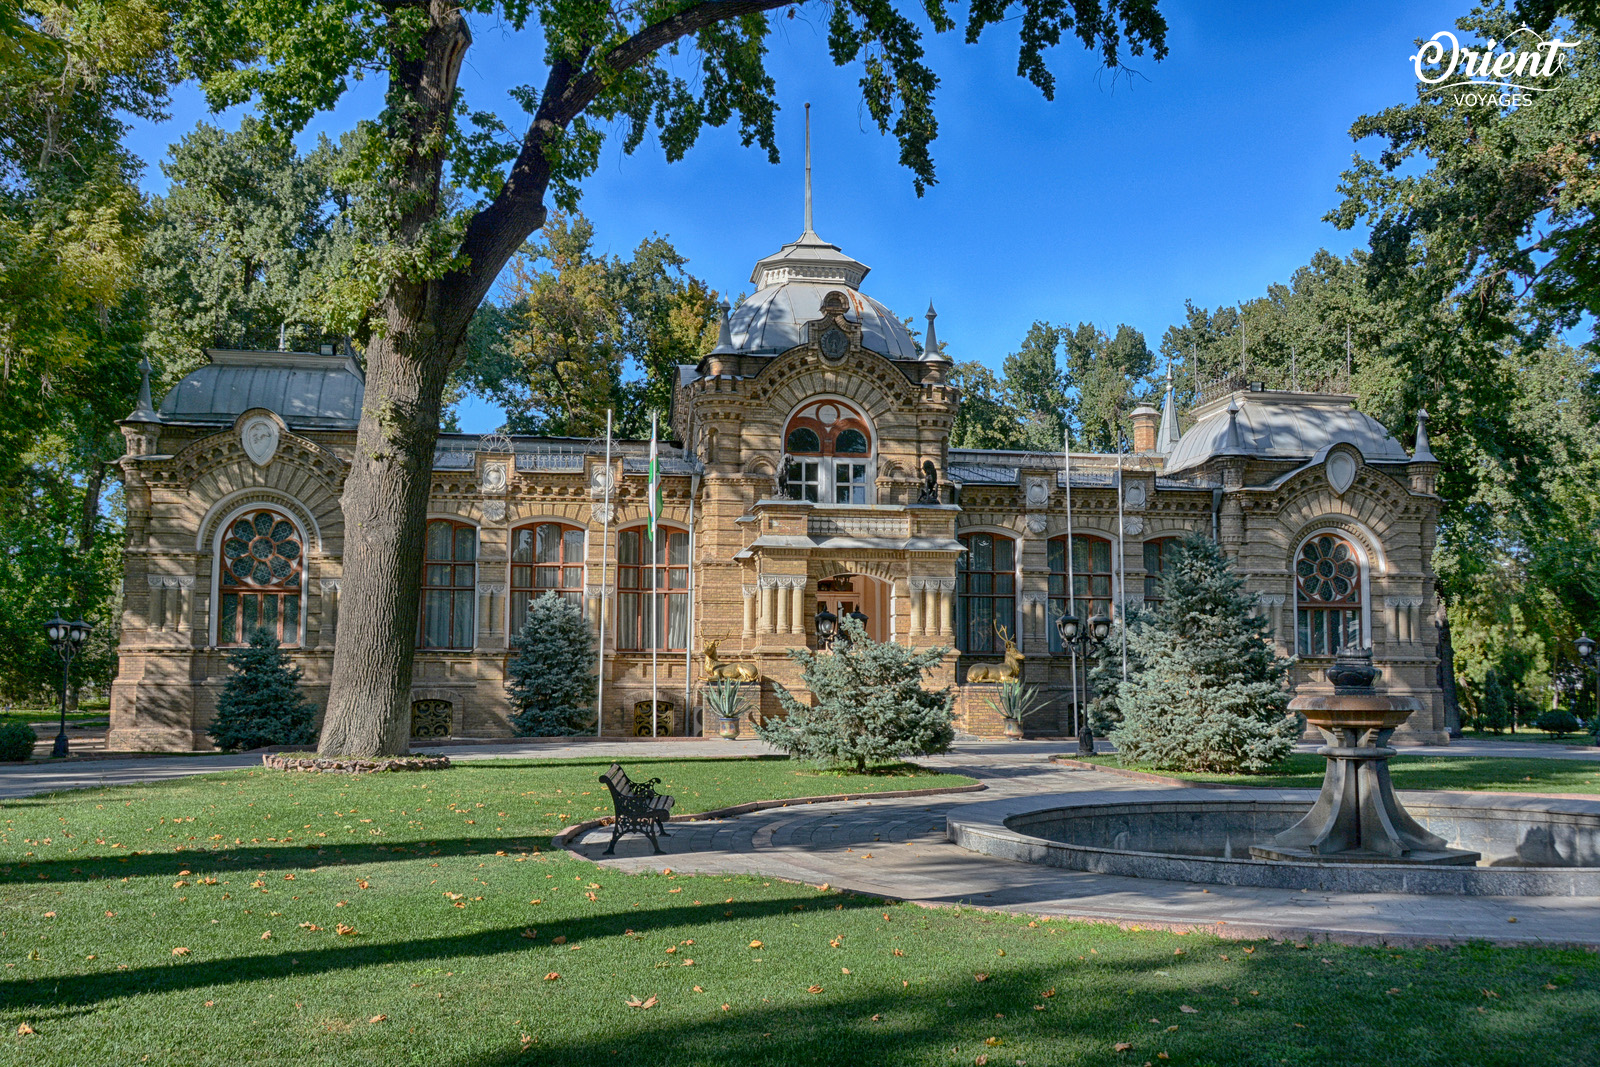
[1412,407,1437,463]
[803,102,813,235]
[126,356,160,422]
[923,302,948,362]
[1155,360,1180,455]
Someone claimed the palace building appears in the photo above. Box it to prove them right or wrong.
[108,203,1448,751]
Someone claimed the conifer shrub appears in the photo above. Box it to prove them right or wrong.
[1479,669,1512,734]
[756,617,955,772]
[506,592,597,736]
[207,629,318,752]
[1535,707,1581,738]
[1110,533,1299,773]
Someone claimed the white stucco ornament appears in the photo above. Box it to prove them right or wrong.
[1326,450,1358,496]
[1025,476,1050,508]
[1123,516,1145,536]
[240,415,280,466]
[481,461,508,493]
[1124,482,1147,509]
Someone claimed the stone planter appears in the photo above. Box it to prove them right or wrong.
[716,716,742,740]
[1002,718,1025,739]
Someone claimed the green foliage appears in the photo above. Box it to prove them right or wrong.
[1479,668,1513,735]
[141,118,358,374]
[947,361,1025,449]
[757,617,954,772]
[207,628,318,752]
[1535,707,1582,738]
[0,719,36,762]
[1110,534,1298,773]
[702,678,749,721]
[461,213,719,437]
[1002,321,1070,451]
[1063,321,1155,450]
[505,593,596,736]
[985,680,1045,723]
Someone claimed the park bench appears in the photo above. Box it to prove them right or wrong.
[598,763,675,854]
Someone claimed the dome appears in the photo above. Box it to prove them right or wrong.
[1163,391,1410,474]
[158,349,365,430]
[721,228,924,361]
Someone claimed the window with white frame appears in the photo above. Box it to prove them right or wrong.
[783,400,873,504]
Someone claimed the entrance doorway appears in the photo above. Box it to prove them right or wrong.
[815,574,890,642]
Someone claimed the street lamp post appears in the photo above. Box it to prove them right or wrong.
[1577,634,1599,734]
[1056,611,1112,755]
[44,614,92,758]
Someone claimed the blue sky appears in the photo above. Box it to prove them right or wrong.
[124,0,1467,432]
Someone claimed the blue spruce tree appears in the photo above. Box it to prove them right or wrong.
[207,628,318,751]
[506,593,597,736]
[1111,533,1298,772]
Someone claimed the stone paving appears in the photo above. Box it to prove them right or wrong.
[571,747,1600,949]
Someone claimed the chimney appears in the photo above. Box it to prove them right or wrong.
[1129,405,1160,453]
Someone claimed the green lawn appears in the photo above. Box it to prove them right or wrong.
[1460,727,1596,746]
[3,756,1598,1066]
[1,709,106,725]
[1082,753,1600,794]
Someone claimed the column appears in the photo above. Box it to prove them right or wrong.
[320,579,342,644]
[788,577,806,636]
[909,579,925,637]
[147,575,166,631]
[775,582,791,635]
[761,579,778,634]
[742,585,757,638]
[939,579,955,637]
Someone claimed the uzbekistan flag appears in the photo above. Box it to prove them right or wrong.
[647,414,661,542]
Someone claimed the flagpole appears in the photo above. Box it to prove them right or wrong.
[596,410,612,737]
[1116,434,1128,681]
[650,412,660,739]
[1063,428,1077,735]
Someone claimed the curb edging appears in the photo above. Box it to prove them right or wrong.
[553,781,985,849]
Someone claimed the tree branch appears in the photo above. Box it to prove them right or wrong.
[446,0,793,319]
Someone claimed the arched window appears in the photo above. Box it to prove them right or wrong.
[1296,532,1362,656]
[956,532,1015,653]
[783,399,873,504]
[1047,535,1112,652]
[1142,537,1181,604]
[617,526,689,650]
[510,522,585,633]
[420,520,476,649]
[218,509,303,645]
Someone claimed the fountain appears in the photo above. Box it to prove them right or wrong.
[1248,648,1480,865]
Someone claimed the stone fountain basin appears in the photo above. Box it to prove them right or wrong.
[946,788,1600,896]
[1291,693,1418,733]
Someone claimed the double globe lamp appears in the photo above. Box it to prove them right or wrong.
[1056,610,1111,754]
[43,614,93,758]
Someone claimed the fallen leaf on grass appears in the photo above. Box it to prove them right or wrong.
[1158,1054,1170,1061]
[974,973,990,982]
[975,1056,988,1066]
[369,1015,387,1023]
[1114,1043,1132,1052]
[1041,988,1055,998]
[1179,1005,1197,1014]
[335,924,358,936]
[807,985,824,994]
[544,972,560,981]
[625,995,658,1009]
[870,1014,882,1022]
[17,1023,35,1036]
[841,968,851,975]
[553,935,567,945]
[985,1037,1003,1046]
[204,1001,214,1008]
[521,928,537,940]
[357,880,370,890]
[299,923,322,931]
[749,940,763,949]
[171,947,190,956]
[721,1004,730,1011]
[261,931,272,941]
[893,948,904,957]
[692,986,703,993]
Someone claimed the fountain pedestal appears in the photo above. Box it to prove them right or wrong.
[1250,650,1479,866]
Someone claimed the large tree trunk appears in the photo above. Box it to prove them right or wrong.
[318,320,457,755]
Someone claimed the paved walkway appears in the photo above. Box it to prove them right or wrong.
[571,746,1600,949]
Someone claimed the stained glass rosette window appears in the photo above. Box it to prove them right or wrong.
[1296,533,1362,656]
[218,511,303,645]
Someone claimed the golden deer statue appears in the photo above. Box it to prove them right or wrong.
[702,641,760,683]
[966,624,1024,684]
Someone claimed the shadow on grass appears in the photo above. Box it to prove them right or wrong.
[437,943,1599,1067]
[0,890,894,1013]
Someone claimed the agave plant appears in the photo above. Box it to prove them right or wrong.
[702,678,749,720]
[986,681,1045,724]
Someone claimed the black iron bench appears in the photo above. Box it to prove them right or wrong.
[598,763,675,854]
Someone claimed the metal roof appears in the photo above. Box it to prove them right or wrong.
[158,350,364,430]
[1163,390,1411,474]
